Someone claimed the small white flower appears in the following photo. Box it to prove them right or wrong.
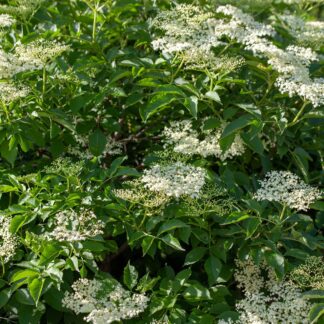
[232,258,312,324]
[163,120,245,160]
[15,39,70,69]
[62,278,149,324]
[254,171,321,211]
[0,82,30,103]
[0,215,18,263]
[141,162,206,198]
[44,209,104,242]
[0,14,15,27]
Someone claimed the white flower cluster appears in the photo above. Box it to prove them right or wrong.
[0,40,69,80]
[0,49,21,79]
[151,4,323,106]
[0,215,18,263]
[212,5,275,43]
[254,171,321,211]
[279,14,324,48]
[0,16,68,108]
[279,0,323,4]
[44,209,104,242]
[182,183,233,217]
[213,5,323,107]
[181,50,245,75]
[68,133,123,159]
[289,256,324,290]
[0,82,30,103]
[0,14,15,27]
[149,4,219,55]
[226,258,312,324]
[62,278,149,324]
[103,137,123,156]
[0,0,44,20]
[141,162,206,198]
[149,4,245,75]
[113,180,170,208]
[15,39,70,69]
[44,157,84,176]
[163,120,245,160]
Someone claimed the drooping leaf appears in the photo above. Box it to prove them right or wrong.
[89,129,107,156]
[183,96,198,118]
[123,262,138,290]
[28,277,45,306]
[204,256,222,285]
[157,219,189,236]
[161,234,185,251]
[184,247,207,266]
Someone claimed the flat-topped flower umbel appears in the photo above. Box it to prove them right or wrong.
[254,170,321,211]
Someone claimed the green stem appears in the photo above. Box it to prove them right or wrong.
[1,100,10,123]
[92,6,97,42]
[258,76,275,106]
[218,41,232,56]
[42,65,47,96]
[138,213,147,229]
[279,204,287,221]
[0,260,4,277]
[170,57,185,84]
[66,177,70,191]
[290,101,309,125]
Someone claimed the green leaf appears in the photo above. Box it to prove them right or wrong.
[161,234,185,251]
[264,251,285,279]
[244,218,261,238]
[115,167,140,177]
[221,115,254,139]
[123,262,138,290]
[15,289,35,306]
[89,129,107,156]
[28,278,44,306]
[241,132,264,155]
[235,103,261,118]
[43,287,65,311]
[141,236,155,256]
[39,244,61,266]
[204,256,222,286]
[39,110,75,132]
[157,219,189,236]
[310,201,324,211]
[205,91,221,103]
[183,96,198,118]
[136,274,160,293]
[17,303,45,324]
[1,141,18,166]
[140,94,175,121]
[202,118,221,131]
[108,156,127,177]
[285,248,310,260]
[184,247,207,266]
[183,283,211,302]
[10,270,39,283]
[309,303,324,324]
[220,211,250,225]
[0,288,11,308]
[175,269,192,285]
[10,214,37,234]
[291,147,311,181]
[0,279,6,290]
[0,185,18,193]
[303,290,324,300]
[154,85,186,97]
[219,133,236,152]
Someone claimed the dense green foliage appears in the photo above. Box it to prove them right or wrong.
[0,0,323,323]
